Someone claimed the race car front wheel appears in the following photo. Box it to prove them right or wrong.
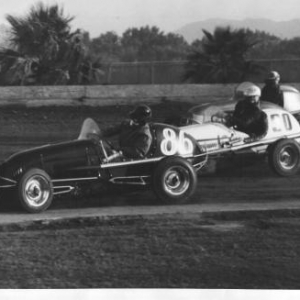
[18,168,54,213]
[153,156,197,204]
[268,139,300,177]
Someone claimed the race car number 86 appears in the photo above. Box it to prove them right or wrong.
[160,128,193,155]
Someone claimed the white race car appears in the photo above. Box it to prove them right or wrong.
[181,83,300,126]
[181,101,300,177]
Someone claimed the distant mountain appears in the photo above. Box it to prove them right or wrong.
[176,18,300,43]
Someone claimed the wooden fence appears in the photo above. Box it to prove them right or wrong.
[99,59,300,84]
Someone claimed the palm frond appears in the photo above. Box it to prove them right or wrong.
[184,26,263,83]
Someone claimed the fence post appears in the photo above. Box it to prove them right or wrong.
[107,64,112,85]
[151,62,155,84]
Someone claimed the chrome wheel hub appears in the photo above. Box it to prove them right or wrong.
[164,166,189,195]
[280,147,297,170]
[25,176,51,207]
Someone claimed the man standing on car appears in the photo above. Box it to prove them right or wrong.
[232,85,268,139]
[261,71,284,106]
[103,104,153,159]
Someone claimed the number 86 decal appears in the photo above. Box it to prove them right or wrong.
[160,128,194,155]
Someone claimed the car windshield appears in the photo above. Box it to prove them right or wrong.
[283,91,300,113]
[78,118,102,140]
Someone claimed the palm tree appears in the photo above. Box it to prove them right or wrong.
[0,2,100,85]
[184,26,263,83]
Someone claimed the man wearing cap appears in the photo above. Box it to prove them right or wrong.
[261,71,284,106]
[232,85,268,139]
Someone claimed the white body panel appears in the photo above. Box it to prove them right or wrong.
[181,104,300,155]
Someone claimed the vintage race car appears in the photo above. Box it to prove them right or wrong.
[180,101,300,178]
[181,83,300,126]
[0,119,206,213]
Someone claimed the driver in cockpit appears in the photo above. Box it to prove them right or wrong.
[103,105,153,160]
[231,85,268,139]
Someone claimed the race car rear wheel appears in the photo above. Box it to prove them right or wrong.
[268,139,300,177]
[18,168,53,213]
[153,156,197,204]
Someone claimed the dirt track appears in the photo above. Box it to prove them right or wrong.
[1,169,300,225]
[1,104,300,223]
[2,104,300,290]
[1,197,300,226]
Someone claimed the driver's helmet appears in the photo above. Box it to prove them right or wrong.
[234,82,257,101]
[244,85,261,106]
[267,70,280,80]
[266,71,280,83]
[129,105,152,123]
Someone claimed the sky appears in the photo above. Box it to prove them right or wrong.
[0,0,300,37]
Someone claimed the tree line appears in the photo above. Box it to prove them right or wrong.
[0,2,300,85]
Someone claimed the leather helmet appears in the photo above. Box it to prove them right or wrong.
[267,71,280,81]
[129,105,152,122]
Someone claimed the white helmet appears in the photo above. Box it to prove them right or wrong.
[234,82,260,101]
[244,85,261,98]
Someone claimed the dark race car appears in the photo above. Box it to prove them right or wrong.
[0,118,205,213]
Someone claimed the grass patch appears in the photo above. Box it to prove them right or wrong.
[0,211,299,289]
